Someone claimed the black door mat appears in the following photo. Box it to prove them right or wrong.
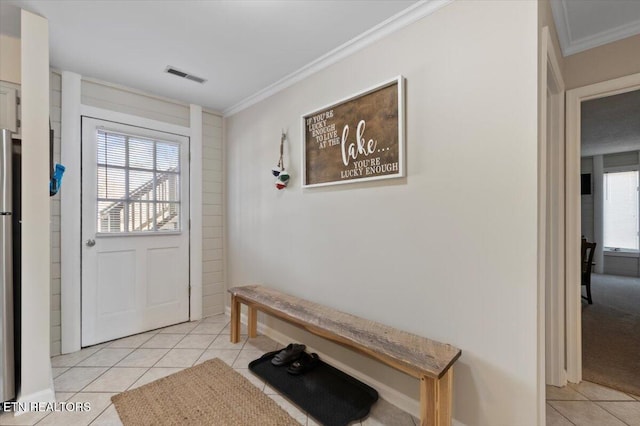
[249,351,379,426]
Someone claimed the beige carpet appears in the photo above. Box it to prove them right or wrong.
[111,358,301,426]
[582,274,640,397]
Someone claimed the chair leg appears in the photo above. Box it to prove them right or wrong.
[586,282,593,305]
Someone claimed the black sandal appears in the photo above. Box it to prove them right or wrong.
[287,352,319,375]
[271,343,306,366]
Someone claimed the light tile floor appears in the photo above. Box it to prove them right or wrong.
[547,381,640,425]
[0,314,417,426]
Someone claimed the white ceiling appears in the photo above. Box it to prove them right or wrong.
[581,89,640,157]
[0,0,419,113]
[551,0,640,57]
[3,1,640,114]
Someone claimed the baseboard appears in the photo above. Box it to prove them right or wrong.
[14,386,56,415]
[224,307,420,418]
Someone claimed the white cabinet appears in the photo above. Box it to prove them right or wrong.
[0,82,20,136]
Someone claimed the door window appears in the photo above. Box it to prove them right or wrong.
[97,130,181,233]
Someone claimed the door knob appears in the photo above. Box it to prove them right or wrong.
[86,239,96,247]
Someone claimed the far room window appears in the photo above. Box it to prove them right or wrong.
[96,129,181,233]
[603,169,639,251]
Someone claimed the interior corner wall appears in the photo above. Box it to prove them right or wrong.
[224,1,539,425]
[538,0,565,73]
[565,33,640,90]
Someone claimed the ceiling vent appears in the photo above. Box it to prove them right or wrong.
[165,66,207,84]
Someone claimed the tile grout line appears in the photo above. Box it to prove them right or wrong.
[43,319,214,425]
[567,381,640,402]
[592,400,637,426]
[76,354,149,397]
[548,381,640,426]
[78,345,142,390]
[33,391,78,425]
[565,383,593,401]
[51,326,193,422]
[148,328,218,369]
[86,400,116,426]
[60,329,167,395]
[546,402,576,426]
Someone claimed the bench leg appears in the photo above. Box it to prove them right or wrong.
[420,368,453,426]
[230,295,241,343]
[247,305,258,338]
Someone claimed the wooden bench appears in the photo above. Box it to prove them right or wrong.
[229,285,461,426]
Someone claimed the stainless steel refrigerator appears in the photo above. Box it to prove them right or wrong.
[1,128,16,402]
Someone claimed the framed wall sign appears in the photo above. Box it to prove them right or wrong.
[302,76,405,188]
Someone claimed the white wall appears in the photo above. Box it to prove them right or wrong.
[565,33,640,90]
[20,9,54,404]
[225,1,539,424]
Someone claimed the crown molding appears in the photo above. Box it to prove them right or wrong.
[563,17,640,57]
[223,0,453,117]
[549,0,571,56]
[551,0,640,57]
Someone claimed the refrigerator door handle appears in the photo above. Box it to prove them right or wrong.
[1,129,12,214]
[0,128,15,402]
[0,209,15,403]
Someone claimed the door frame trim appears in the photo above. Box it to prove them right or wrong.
[540,27,566,395]
[61,73,202,353]
[565,72,640,382]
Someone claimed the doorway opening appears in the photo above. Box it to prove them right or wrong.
[566,73,640,396]
[577,88,640,396]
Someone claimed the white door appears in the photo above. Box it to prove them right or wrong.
[81,117,190,346]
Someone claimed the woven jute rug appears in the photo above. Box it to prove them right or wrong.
[111,358,301,425]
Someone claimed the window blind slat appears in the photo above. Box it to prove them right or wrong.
[96,129,181,233]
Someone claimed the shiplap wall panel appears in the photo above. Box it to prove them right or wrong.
[50,71,62,355]
[81,80,190,127]
[202,111,224,316]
